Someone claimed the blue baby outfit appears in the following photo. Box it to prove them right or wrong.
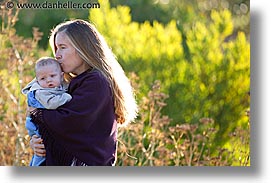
[26,91,46,166]
[22,79,72,166]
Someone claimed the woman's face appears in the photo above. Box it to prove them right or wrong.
[54,31,89,75]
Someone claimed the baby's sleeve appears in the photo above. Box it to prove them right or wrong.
[35,90,72,109]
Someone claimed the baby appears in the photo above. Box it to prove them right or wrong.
[22,57,72,166]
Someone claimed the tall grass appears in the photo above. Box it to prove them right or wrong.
[116,77,250,166]
[1,1,44,165]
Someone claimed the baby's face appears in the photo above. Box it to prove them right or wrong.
[36,65,63,88]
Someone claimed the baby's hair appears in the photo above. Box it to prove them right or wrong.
[35,57,61,74]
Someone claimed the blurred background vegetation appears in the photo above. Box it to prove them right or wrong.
[0,0,250,166]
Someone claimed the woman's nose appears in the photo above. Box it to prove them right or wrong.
[55,55,62,60]
[55,50,62,60]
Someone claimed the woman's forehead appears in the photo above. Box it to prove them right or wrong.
[55,32,69,45]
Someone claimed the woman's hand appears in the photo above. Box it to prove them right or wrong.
[27,106,36,116]
[30,135,46,157]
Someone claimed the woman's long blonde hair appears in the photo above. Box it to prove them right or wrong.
[49,19,138,125]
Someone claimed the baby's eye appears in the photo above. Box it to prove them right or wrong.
[51,74,56,77]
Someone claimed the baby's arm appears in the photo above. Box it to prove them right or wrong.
[35,90,72,109]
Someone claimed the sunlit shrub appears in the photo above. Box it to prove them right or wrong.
[90,0,250,148]
[116,76,250,166]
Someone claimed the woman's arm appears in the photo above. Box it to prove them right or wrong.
[27,106,46,157]
[34,71,113,136]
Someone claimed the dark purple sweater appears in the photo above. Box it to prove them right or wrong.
[31,69,117,166]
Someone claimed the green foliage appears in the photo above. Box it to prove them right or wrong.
[183,10,249,145]
[90,0,250,147]
[90,0,185,102]
[117,79,249,166]
[110,0,250,34]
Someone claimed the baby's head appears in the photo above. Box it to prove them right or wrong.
[35,57,63,88]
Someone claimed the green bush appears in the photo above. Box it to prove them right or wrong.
[116,78,249,166]
[183,10,249,145]
[90,0,250,147]
[90,0,184,97]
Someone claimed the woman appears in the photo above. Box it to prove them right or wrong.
[29,19,138,166]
